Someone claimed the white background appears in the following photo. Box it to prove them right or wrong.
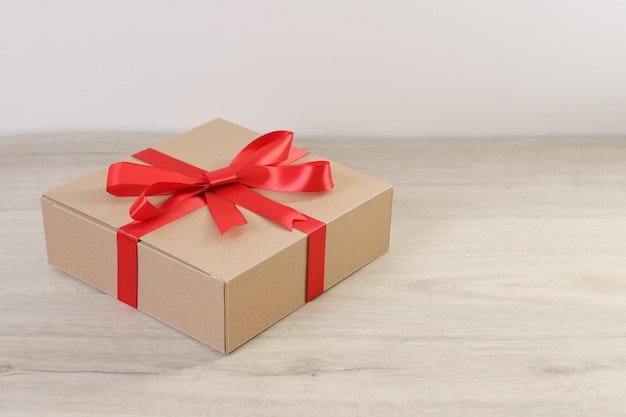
[2,0,625,139]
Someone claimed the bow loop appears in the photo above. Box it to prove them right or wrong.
[107,162,199,196]
[237,161,334,192]
[129,184,203,221]
[230,130,294,170]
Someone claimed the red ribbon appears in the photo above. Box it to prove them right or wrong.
[107,131,333,308]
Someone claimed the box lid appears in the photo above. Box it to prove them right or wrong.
[43,119,391,282]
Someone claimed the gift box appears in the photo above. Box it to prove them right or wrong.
[41,119,393,353]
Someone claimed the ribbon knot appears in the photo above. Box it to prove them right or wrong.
[203,167,238,187]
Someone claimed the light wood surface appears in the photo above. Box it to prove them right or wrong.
[2,132,626,416]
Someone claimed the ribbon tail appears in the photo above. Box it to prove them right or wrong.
[203,191,247,234]
[213,183,307,230]
[129,186,202,221]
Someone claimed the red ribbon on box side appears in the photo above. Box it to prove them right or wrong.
[106,131,333,308]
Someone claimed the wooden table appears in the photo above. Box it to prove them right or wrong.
[2,132,626,416]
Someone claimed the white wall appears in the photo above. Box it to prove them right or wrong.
[2,0,625,138]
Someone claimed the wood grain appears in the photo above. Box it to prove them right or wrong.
[2,132,626,416]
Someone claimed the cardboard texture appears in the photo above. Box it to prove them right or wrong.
[41,119,393,353]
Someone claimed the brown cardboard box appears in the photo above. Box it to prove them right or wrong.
[41,119,392,353]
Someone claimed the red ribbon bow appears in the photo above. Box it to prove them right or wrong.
[107,131,334,308]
